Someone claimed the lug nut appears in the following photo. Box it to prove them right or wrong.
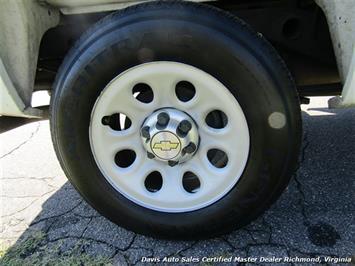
[177,120,192,136]
[183,142,196,154]
[141,126,150,139]
[101,116,111,125]
[168,160,178,167]
[157,112,170,128]
[147,152,155,159]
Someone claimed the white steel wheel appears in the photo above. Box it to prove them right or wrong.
[89,62,250,212]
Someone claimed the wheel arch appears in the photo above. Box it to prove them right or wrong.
[0,0,59,117]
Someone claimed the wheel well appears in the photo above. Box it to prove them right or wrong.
[35,0,339,95]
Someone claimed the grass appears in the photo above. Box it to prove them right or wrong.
[0,231,113,266]
[199,251,234,266]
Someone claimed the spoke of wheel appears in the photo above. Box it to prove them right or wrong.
[98,85,153,124]
[187,94,225,123]
[158,166,187,201]
[116,158,159,191]
[198,125,236,155]
[116,103,151,126]
[187,155,226,189]
[107,132,141,154]
[146,74,176,107]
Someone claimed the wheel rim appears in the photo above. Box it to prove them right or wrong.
[89,62,250,212]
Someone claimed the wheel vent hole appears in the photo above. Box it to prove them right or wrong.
[207,149,228,168]
[183,172,200,193]
[101,113,132,131]
[132,83,154,103]
[175,81,196,102]
[205,110,228,129]
[115,150,136,168]
[145,171,163,192]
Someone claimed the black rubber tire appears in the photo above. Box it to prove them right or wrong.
[50,0,302,239]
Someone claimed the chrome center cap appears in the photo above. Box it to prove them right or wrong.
[141,108,199,165]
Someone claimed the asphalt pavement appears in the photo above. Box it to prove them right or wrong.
[0,97,354,265]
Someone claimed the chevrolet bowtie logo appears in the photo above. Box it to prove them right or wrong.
[153,141,179,151]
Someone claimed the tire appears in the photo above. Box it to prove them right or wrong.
[50,1,302,239]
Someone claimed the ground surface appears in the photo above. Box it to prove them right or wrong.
[0,97,354,265]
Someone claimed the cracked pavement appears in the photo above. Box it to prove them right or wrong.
[0,97,354,265]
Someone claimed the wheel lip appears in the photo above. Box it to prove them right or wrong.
[89,61,250,213]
